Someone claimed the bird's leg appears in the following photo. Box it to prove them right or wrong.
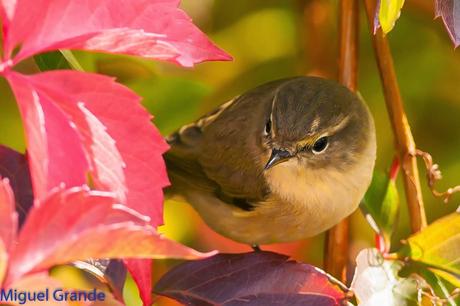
[251,244,262,252]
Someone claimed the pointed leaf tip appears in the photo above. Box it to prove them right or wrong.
[399,212,460,277]
[7,186,212,283]
[0,145,33,225]
[0,177,18,252]
[435,0,460,47]
[7,70,169,226]
[374,0,405,34]
[4,0,231,66]
[155,251,345,305]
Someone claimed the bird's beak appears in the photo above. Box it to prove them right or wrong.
[264,148,293,170]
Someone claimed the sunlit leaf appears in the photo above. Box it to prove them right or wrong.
[0,239,7,284]
[435,0,460,47]
[3,0,231,67]
[399,212,460,277]
[351,248,417,306]
[7,72,89,201]
[7,71,169,226]
[124,259,152,306]
[7,273,69,306]
[6,186,214,284]
[155,251,346,306]
[376,0,405,33]
[361,160,400,251]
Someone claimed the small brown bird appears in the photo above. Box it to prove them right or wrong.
[165,76,376,245]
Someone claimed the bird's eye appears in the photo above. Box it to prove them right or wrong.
[312,136,328,154]
[264,119,272,135]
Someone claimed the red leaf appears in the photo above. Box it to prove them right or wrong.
[0,177,14,285]
[124,259,153,306]
[155,251,346,306]
[435,0,460,47]
[0,145,33,224]
[0,0,14,34]
[0,178,17,252]
[3,0,231,66]
[6,186,213,284]
[0,239,7,284]
[7,72,89,201]
[7,71,168,226]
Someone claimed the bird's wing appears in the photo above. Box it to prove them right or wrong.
[165,83,280,208]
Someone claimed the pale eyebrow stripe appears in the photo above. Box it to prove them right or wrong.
[310,115,321,133]
[326,115,350,135]
[304,114,350,140]
[270,94,277,138]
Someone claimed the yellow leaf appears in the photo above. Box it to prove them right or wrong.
[378,0,405,33]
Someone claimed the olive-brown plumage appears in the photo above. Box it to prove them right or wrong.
[165,76,376,245]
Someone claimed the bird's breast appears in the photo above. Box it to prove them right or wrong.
[182,141,375,245]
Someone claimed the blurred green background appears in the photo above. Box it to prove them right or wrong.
[1,0,459,304]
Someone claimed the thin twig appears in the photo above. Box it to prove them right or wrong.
[415,149,460,203]
[413,273,460,306]
[323,0,359,283]
[363,0,427,233]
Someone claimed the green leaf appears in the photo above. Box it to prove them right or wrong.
[399,212,460,277]
[430,268,460,289]
[60,50,84,71]
[35,51,71,71]
[361,168,400,249]
[378,0,405,33]
[418,269,458,306]
[34,50,83,71]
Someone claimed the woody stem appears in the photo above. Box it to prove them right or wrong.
[323,0,359,283]
[363,0,427,232]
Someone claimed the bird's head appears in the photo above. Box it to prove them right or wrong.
[261,77,374,174]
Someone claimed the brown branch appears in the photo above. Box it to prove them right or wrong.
[363,0,427,233]
[415,149,460,203]
[299,0,336,78]
[323,0,359,283]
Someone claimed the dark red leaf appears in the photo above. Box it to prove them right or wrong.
[155,251,346,306]
[0,145,33,224]
[0,178,17,252]
[435,0,460,47]
[0,178,16,283]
